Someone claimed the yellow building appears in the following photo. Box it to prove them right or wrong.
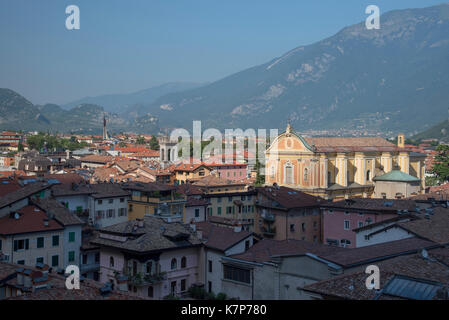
[123,182,186,221]
[265,125,426,200]
[173,163,212,185]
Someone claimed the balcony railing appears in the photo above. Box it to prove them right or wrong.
[261,212,275,222]
[128,272,167,287]
[80,263,100,273]
[261,226,276,237]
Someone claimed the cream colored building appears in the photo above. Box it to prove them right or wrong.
[265,125,426,200]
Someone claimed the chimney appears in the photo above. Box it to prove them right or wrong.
[397,133,405,148]
[137,219,144,228]
[234,225,242,233]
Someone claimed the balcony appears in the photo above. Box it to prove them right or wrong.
[261,212,275,222]
[261,226,276,237]
[80,262,100,273]
[128,272,167,287]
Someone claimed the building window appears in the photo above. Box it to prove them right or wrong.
[181,256,187,269]
[68,251,75,262]
[171,258,177,270]
[181,279,187,292]
[304,168,308,182]
[98,200,103,205]
[302,223,306,232]
[358,221,364,228]
[344,220,350,230]
[95,252,100,263]
[17,260,25,265]
[208,281,212,293]
[290,224,295,232]
[36,257,44,264]
[148,286,154,298]
[107,209,115,218]
[69,232,75,242]
[129,204,133,212]
[217,197,222,203]
[195,209,200,218]
[341,239,351,248]
[226,207,233,214]
[366,170,371,182]
[52,255,59,267]
[82,254,88,264]
[223,265,250,284]
[146,261,152,274]
[37,237,44,249]
[345,211,350,215]
[52,235,59,247]
[217,207,222,215]
[228,197,232,202]
[109,256,114,268]
[13,239,28,251]
[285,163,294,184]
[120,198,124,203]
[208,260,213,273]
[109,199,114,204]
[241,195,246,201]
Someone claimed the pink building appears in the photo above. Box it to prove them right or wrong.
[208,163,248,181]
[321,198,416,248]
[92,216,202,299]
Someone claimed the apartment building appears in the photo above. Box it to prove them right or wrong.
[91,216,202,299]
[254,186,322,242]
[123,182,186,221]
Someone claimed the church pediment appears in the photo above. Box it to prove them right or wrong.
[267,125,315,154]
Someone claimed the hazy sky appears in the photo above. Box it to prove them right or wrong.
[0,0,445,105]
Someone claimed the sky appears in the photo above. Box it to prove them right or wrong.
[0,0,445,105]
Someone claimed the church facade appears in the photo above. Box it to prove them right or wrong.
[264,125,426,200]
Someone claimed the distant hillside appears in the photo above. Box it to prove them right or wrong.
[63,82,204,114]
[0,88,158,134]
[131,3,449,133]
[413,119,449,141]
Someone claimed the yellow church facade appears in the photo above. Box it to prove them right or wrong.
[264,125,426,200]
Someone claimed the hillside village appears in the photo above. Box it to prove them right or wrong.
[0,121,449,301]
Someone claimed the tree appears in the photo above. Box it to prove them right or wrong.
[431,145,449,183]
[118,142,127,148]
[17,141,24,152]
[149,135,160,150]
[136,136,146,145]
[254,159,265,186]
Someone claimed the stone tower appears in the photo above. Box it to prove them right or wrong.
[159,135,178,168]
[102,114,109,140]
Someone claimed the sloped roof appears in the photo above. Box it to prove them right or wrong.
[0,205,64,235]
[91,216,201,253]
[373,170,420,182]
[195,221,252,252]
[230,239,345,263]
[256,186,322,209]
[32,198,84,226]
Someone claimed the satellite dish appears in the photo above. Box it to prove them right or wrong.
[421,249,429,259]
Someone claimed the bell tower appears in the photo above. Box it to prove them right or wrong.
[159,135,178,168]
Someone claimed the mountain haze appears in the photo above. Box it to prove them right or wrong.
[135,3,449,133]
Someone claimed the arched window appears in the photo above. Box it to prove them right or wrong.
[146,261,152,274]
[167,148,171,161]
[181,256,187,269]
[284,163,294,185]
[366,170,371,182]
[171,258,177,270]
[304,168,308,182]
[109,256,114,268]
[270,166,275,178]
